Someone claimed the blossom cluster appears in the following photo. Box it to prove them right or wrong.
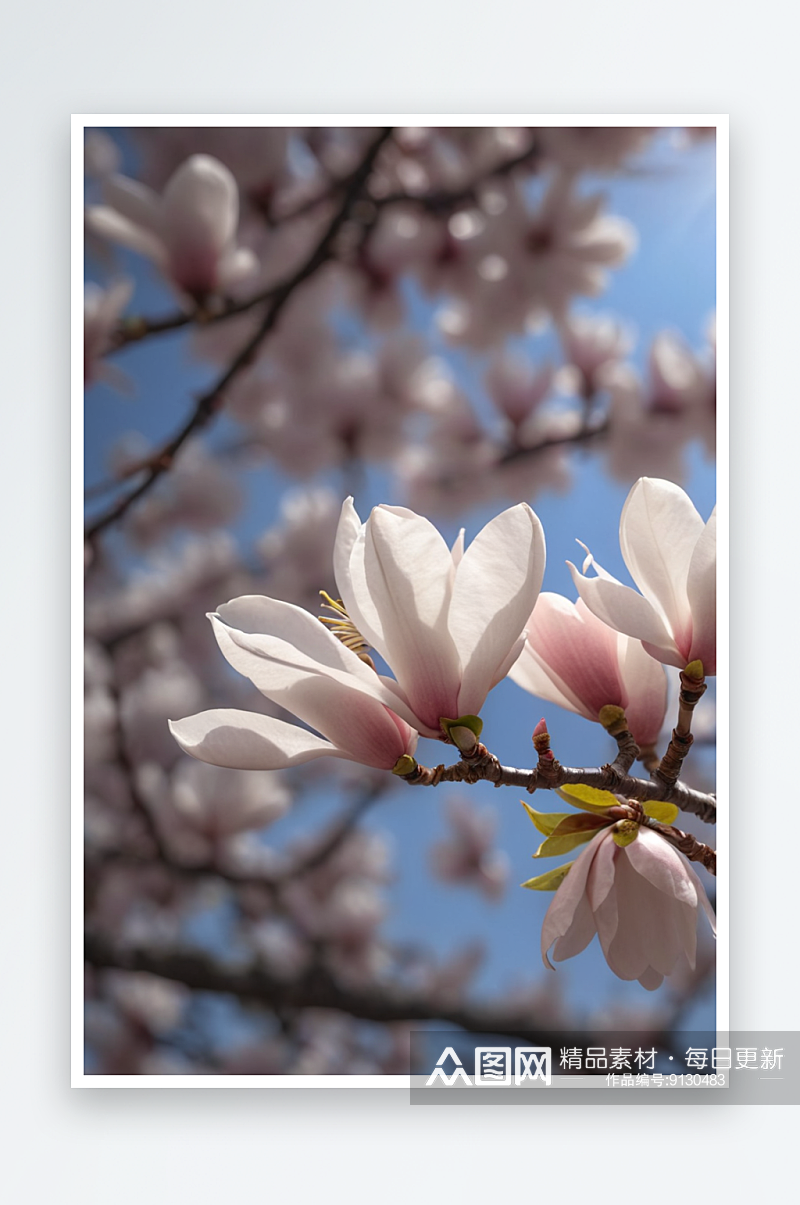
[169,477,716,990]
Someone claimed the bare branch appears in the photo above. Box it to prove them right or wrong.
[84,931,678,1047]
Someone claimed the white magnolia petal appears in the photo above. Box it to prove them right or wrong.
[625,827,697,907]
[541,829,605,969]
[487,631,528,693]
[616,632,669,747]
[162,155,239,257]
[365,506,461,726]
[551,894,597,963]
[102,173,161,232]
[169,710,338,770]
[450,504,545,716]
[568,560,678,659]
[333,498,386,654]
[686,508,716,673]
[85,206,166,264]
[507,645,587,719]
[215,595,378,683]
[212,616,424,737]
[450,529,465,568]
[619,477,703,645]
[680,857,717,937]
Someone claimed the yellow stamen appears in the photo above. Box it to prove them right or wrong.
[318,591,371,657]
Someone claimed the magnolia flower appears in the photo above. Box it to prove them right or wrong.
[538,823,716,991]
[333,499,546,736]
[169,595,418,772]
[85,155,258,300]
[569,477,716,674]
[508,593,667,747]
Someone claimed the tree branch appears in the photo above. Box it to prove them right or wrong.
[402,750,717,824]
[84,931,676,1048]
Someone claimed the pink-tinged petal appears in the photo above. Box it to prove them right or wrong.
[624,827,697,906]
[616,630,668,747]
[551,893,597,962]
[516,593,622,719]
[210,617,422,735]
[680,858,717,937]
[365,506,461,728]
[508,641,589,719]
[102,173,161,232]
[541,829,605,969]
[161,155,239,292]
[213,623,416,768]
[162,155,239,256]
[637,967,665,991]
[333,498,386,655]
[85,206,166,265]
[619,478,703,650]
[598,853,681,982]
[587,829,617,910]
[169,710,339,770]
[450,504,545,717]
[686,508,716,674]
[568,559,679,662]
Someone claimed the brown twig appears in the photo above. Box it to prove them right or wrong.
[655,663,708,789]
[402,754,716,824]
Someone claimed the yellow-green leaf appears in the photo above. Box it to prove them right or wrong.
[520,801,574,836]
[534,829,601,858]
[532,812,609,857]
[522,862,574,891]
[557,784,619,815]
[643,801,679,825]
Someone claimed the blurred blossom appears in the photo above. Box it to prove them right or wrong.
[430,797,509,900]
[122,442,244,549]
[257,486,342,609]
[485,353,555,429]
[84,129,123,179]
[648,330,715,414]
[84,279,133,387]
[86,154,258,301]
[136,760,291,865]
[537,127,655,174]
[559,311,633,393]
